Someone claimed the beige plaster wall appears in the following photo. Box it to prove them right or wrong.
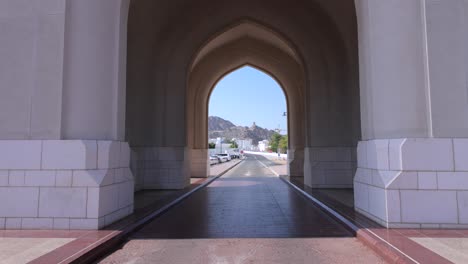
[0,0,66,140]
[61,0,129,140]
[425,0,468,138]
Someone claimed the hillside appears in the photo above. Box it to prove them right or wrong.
[208,116,276,145]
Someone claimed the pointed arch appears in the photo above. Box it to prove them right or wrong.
[187,21,306,177]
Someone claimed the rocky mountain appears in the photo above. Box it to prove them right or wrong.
[208,116,276,145]
[208,116,236,131]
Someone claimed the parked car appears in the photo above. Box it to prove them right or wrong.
[209,156,219,165]
[215,154,230,162]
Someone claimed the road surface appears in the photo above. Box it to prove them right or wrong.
[100,154,385,263]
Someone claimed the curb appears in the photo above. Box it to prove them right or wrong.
[279,177,417,264]
[71,160,244,263]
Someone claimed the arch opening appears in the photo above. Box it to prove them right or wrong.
[186,21,306,179]
[207,65,289,167]
[125,0,360,193]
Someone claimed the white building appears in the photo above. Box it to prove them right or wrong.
[258,140,269,152]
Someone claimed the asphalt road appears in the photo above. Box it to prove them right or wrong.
[99,154,385,263]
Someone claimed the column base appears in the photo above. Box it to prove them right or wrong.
[304,147,356,188]
[355,138,468,228]
[0,140,134,230]
[131,147,190,190]
[190,149,210,178]
[288,148,304,177]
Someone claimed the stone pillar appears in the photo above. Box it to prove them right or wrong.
[288,148,304,177]
[191,149,210,178]
[131,147,190,189]
[304,147,356,188]
[355,0,468,228]
[0,0,135,230]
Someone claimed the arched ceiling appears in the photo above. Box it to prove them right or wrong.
[191,21,301,71]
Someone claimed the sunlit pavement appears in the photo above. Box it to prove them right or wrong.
[99,155,385,263]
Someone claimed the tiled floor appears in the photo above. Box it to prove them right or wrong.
[99,155,385,263]
[129,159,352,239]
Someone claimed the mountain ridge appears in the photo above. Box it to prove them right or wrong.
[208,116,276,145]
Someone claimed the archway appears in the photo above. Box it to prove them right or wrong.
[186,21,306,178]
[125,0,360,191]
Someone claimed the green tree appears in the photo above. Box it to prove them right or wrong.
[208,142,216,149]
[269,132,282,152]
[279,136,288,154]
[230,141,238,148]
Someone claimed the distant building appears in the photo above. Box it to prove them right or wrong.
[258,140,269,152]
[234,138,253,150]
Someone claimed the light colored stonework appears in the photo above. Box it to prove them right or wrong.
[355,138,468,228]
[0,140,134,230]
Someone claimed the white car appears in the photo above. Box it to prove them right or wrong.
[216,154,229,162]
[209,156,219,165]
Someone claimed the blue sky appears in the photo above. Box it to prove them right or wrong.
[209,66,288,133]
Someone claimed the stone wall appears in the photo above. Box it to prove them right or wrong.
[0,140,134,230]
[130,147,190,190]
[304,147,356,188]
[355,138,468,228]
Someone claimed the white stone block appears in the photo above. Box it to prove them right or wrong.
[22,218,53,229]
[367,140,389,170]
[118,181,134,208]
[391,138,453,171]
[388,139,406,170]
[457,191,468,224]
[418,172,438,190]
[354,182,369,212]
[72,169,114,187]
[53,218,70,230]
[401,190,458,224]
[454,139,468,171]
[354,168,372,185]
[386,172,418,190]
[119,142,131,167]
[421,224,441,229]
[99,185,119,217]
[42,140,97,170]
[357,141,368,168]
[372,170,398,188]
[438,172,468,190]
[387,223,421,229]
[25,171,55,187]
[368,185,387,221]
[114,168,125,183]
[387,190,401,223]
[6,218,22,229]
[0,141,42,170]
[440,224,468,229]
[70,218,103,230]
[0,218,4,229]
[98,141,120,169]
[86,188,99,219]
[0,171,8,186]
[0,187,39,217]
[55,171,72,187]
[8,171,25,186]
[38,187,87,218]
